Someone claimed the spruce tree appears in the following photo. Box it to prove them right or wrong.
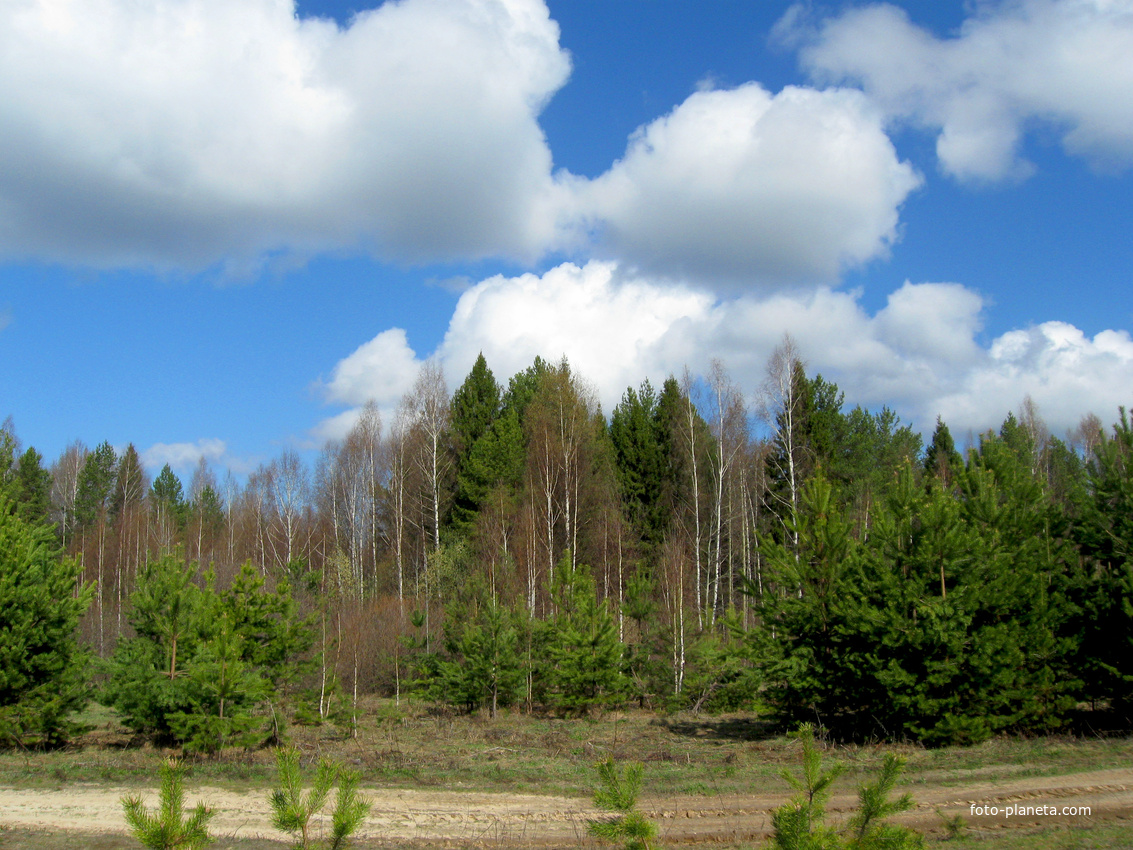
[922,416,962,485]
[449,353,503,533]
[610,381,672,552]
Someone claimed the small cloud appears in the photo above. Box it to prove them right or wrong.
[0,307,11,331]
[318,327,422,408]
[423,275,475,294]
[141,438,228,473]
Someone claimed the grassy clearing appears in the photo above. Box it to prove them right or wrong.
[1,699,1130,849]
[1,699,1131,796]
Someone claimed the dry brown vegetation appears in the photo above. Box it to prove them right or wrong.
[1,701,1131,849]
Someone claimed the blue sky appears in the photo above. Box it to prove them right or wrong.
[2,0,1131,477]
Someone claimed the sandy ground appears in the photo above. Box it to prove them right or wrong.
[1,767,1131,847]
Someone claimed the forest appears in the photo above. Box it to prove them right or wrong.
[2,337,1131,751]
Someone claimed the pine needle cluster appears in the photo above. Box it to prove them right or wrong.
[587,756,659,850]
[269,746,372,850]
[770,724,924,850]
[120,757,213,850]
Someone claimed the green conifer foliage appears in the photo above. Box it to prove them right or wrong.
[13,447,53,526]
[168,616,269,754]
[769,725,924,850]
[587,757,658,850]
[922,417,962,485]
[755,458,1077,744]
[610,381,672,552]
[540,555,626,715]
[449,353,503,532]
[0,492,91,747]
[1074,407,1133,718]
[270,747,371,850]
[74,440,117,531]
[423,591,524,717]
[105,556,316,748]
[121,757,214,850]
[150,464,187,532]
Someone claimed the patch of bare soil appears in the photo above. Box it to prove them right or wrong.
[1,767,1131,848]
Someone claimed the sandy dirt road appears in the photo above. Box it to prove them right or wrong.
[1,767,1131,847]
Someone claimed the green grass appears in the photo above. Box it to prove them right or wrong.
[2,700,1131,796]
[933,822,1133,849]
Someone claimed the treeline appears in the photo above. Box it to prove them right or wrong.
[1,338,1131,747]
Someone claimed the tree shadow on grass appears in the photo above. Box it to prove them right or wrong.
[656,713,780,742]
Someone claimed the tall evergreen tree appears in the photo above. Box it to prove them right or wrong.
[74,441,117,532]
[1073,407,1133,718]
[923,417,962,485]
[449,354,503,533]
[150,464,186,552]
[13,447,53,526]
[450,353,501,459]
[609,381,671,552]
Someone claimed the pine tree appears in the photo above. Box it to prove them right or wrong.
[587,757,658,850]
[167,615,268,755]
[103,555,209,739]
[105,556,316,746]
[121,757,213,850]
[540,555,626,714]
[424,590,524,717]
[0,491,91,747]
[769,725,924,850]
[270,747,371,850]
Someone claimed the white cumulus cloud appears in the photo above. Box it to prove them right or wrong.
[934,322,1133,434]
[0,0,926,287]
[574,83,922,284]
[438,261,714,398]
[0,0,570,269]
[320,328,423,407]
[315,261,1133,442]
[786,0,1133,181]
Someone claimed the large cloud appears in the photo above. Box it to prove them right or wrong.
[0,0,570,269]
[317,262,1133,441]
[576,84,921,284]
[785,0,1133,181]
[0,0,923,284]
